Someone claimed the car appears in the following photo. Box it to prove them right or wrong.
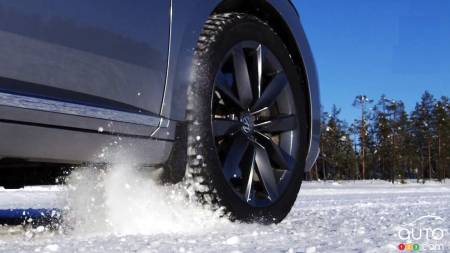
[0,0,320,223]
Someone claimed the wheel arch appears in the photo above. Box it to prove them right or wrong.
[163,0,320,172]
[212,0,305,78]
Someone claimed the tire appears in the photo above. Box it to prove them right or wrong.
[186,13,308,223]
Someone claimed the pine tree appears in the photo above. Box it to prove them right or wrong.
[374,95,392,180]
[352,95,373,179]
[396,109,414,181]
[445,98,450,180]
[318,109,329,180]
[411,91,436,182]
[432,96,450,181]
[318,105,357,180]
[386,100,407,183]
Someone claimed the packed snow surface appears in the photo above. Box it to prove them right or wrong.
[0,169,449,252]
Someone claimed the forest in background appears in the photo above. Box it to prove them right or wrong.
[310,91,450,183]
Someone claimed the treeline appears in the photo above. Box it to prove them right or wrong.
[310,91,450,183]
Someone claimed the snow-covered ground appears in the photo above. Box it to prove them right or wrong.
[0,171,449,252]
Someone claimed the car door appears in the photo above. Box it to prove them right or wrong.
[0,0,169,132]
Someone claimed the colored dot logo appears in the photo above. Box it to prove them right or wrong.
[398,243,420,251]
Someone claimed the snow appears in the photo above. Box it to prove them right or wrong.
[0,177,449,252]
[224,236,240,245]
[306,246,317,253]
[44,244,59,252]
[0,186,64,209]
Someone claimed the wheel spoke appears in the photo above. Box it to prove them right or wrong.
[254,142,279,201]
[247,44,263,100]
[215,79,245,110]
[232,47,253,108]
[261,45,283,75]
[256,45,263,98]
[255,131,295,171]
[251,72,288,111]
[223,133,250,180]
[212,96,231,116]
[213,118,241,137]
[244,149,256,203]
[255,114,297,133]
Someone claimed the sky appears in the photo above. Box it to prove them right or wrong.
[293,0,450,123]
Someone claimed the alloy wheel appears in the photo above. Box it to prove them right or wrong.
[211,41,300,207]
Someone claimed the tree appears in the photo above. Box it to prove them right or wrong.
[317,105,357,180]
[373,95,392,180]
[411,91,436,182]
[352,95,373,179]
[396,108,414,181]
[312,90,447,183]
[386,100,407,183]
[432,96,450,181]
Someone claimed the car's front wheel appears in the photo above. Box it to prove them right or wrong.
[186,13,308,223]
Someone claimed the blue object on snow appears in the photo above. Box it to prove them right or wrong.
[0,208,61,219]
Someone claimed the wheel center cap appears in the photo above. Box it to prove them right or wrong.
[240,114,254,134]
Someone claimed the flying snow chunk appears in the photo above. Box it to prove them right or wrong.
[224,236,240,245]
[45,244,59,252]
[35,226,45,233]
[306,246,317,253]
